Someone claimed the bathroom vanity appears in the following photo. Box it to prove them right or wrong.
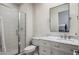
[32,36,79,55]
[31,3,79,55]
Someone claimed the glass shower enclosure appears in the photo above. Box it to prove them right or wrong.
[0,4,26,55]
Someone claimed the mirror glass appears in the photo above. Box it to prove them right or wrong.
[50,3,70,32]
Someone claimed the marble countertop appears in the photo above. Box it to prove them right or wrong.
[32,36,79,46]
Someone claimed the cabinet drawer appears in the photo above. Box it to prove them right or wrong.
[58,42,78,50]
[51,46,73,55]
[32,39,40,46]
[51,41,78,50]
[39,40,51,47]
[51,47,72,55]
[51,41,78,54]
[39,46,51,55]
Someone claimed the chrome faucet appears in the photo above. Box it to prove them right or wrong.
[64,34,67,40]
[60,34,68,40]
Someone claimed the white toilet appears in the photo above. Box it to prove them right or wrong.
[20,45,37,55]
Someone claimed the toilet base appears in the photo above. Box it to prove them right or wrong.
[19,51,34,55]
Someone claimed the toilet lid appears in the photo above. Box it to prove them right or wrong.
[24,45,36,51]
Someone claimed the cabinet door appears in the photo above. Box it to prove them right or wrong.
[39,46,51,55]
[32,39,40,46]
[51,41,76,55]
[51,47,73,55]
[39,40,51,47]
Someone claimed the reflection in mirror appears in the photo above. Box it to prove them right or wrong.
[58,10,69,32]
[50,3,70,32]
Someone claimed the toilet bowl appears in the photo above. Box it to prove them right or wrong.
[20,45,36,55]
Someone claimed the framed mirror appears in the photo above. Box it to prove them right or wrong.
[50,3,70,32]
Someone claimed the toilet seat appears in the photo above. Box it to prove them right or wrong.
[24,45,36,53]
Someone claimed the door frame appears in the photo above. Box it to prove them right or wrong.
[18,12,26,53]
[0,16,6,53]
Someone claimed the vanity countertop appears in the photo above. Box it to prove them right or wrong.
[32,36,79,46]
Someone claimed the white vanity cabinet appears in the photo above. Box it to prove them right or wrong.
[32,38,79,55]
[51,41,78,55]
[32,39,52,55]
[39,46,51,55]
[38,40,51,55]
[32,39,40,46]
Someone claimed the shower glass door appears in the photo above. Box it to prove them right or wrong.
[0,4,26,54]
[19,12,26,52]
[0,5,18,54]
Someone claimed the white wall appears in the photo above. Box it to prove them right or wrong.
[33,3,79,36]
[19,3,33,46]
